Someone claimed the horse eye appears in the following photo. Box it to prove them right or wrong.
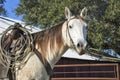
[69,25,72,28]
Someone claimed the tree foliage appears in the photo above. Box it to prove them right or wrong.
[15,0,120,58]
[16,0,85,28]
[0,0,6,15]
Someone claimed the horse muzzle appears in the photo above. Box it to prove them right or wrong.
[75,41,87,55]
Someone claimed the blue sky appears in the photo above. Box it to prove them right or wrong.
[4,0,22,20]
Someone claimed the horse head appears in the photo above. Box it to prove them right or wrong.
[65,7,88,55]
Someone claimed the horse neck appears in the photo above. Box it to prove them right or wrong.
[33,21,69,68]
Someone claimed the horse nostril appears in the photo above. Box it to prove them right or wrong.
[77,42,83,48]
[77,43,80,47]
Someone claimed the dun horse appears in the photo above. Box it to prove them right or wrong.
[1,7,88,80]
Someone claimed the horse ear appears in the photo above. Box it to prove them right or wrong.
[65,7,72,20]
[80,7,88,19]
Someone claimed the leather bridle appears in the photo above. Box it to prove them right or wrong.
[66,16,78,49]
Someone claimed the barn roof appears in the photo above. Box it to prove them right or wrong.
[0,16,99,61]
[63,49,99,60]
[0,16,41,34]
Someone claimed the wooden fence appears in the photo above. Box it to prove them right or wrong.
[51,63,119,80]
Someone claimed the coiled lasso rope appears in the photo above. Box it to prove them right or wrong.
[0,23,34,70]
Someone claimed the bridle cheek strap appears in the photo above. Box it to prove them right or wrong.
[66,20,76,49]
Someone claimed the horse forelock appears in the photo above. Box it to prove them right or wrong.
[77,15,86,22]
[72,15,85,21]
[32,22,64,63]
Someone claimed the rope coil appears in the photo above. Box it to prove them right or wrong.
[0,23,34,69]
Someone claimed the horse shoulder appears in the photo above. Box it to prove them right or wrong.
[17,54,49,80]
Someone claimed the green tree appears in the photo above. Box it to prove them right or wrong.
[0,0,6,15]
[87,0,120,58]
[16,0,120,60]
[16,0,85,28]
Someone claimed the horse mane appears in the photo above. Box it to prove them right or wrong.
[31,15,84,62]
[32,21,65,61]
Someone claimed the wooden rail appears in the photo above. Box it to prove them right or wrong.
[52,78,117,80]
[55,63,118,67]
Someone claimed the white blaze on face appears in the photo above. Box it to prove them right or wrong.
[68,18,87,54]
[65,7,88,54]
